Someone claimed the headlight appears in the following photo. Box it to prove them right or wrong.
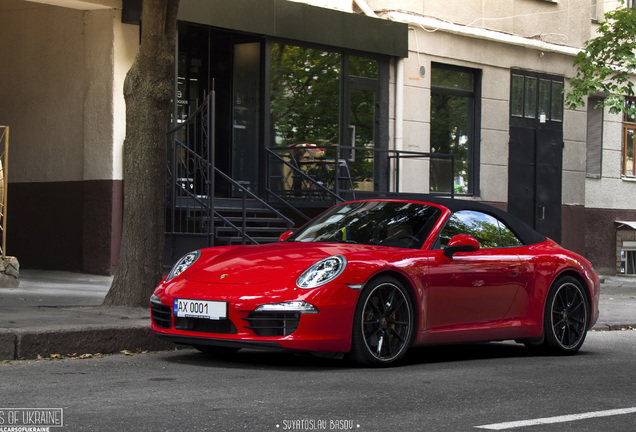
[255,301,318,314]
[166,250,201,282]
[297,255,346,289]
[150,293,162,304]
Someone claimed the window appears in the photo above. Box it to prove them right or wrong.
[269,43,384,193]
[511,73,563,121]
[586,97,604,178]
[623,98,636,178]
[621,249,636,274]
[438,211,523,249]
[430,64,480,195]
[591,0,598,21]
[270,44,341,148]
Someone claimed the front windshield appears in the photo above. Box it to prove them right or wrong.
[289,201,441,248]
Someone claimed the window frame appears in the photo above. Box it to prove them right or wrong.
[430,62,482,197]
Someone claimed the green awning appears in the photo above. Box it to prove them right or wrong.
[177,0,408,57]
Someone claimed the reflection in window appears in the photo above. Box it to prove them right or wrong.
[624,98,636,178]
[430,64,477,195]
[625,128,635,177]
[524,77,537,119]
[511,75,524,117]
[539,79,551,120]
[551,81,564,121]
[350,56,378,79]
[621,249,636,274]
[291,201,441,248]
[439,211,523,249]
[510,72,563,121]
[349,89,375,190]
[270,44,341,147]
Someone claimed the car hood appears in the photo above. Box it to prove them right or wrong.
[185,242,367,284]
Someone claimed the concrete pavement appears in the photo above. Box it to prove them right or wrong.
[0,270,635,360]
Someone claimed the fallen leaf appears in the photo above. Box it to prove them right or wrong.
[120,350,134,356]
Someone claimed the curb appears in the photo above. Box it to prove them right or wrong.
[2,323,633,361]
[591,323,635,332]
[1,325,175,360]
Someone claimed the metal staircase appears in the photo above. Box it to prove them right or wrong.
[165,90,296,265]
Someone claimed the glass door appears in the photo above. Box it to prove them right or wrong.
[345,56,380,192]
[232,41,261,194]
[348,87,376,191]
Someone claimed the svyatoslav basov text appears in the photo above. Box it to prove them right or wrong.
[277,419,358,430]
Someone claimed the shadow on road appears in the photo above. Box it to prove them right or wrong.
[159,340,597,370]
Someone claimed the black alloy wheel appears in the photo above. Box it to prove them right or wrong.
[543,276,589,354]
[349,276,414,366]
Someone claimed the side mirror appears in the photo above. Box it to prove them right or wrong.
[443,234,480,258]
[279,230,294,242]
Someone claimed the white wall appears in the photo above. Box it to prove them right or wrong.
[397,24,582,203]
[0,0,137,184]
[0,1,86,183]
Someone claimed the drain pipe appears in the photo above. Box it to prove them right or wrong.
[395,57,404,192]
[353,0,404,192]
[353,0,377,18]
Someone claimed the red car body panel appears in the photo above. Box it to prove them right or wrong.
[151,199,601,355]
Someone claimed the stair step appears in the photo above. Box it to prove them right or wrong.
[216,226,288,234]
[198,216,290,225]
[216,236,281,244]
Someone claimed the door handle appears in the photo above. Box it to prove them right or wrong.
[504,265,519,277]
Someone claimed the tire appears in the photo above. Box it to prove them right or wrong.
[542,276,589,354]
[349,276,414,366]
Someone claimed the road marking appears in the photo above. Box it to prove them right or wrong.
[476,407,636,430]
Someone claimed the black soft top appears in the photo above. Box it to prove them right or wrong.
[366,194,547,246]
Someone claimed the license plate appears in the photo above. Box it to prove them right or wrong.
[173,299,227,320]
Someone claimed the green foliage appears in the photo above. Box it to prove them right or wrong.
[566,0,636,116]
[269,44,377,187]
[270,44,341,146]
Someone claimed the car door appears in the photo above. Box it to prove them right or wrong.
[425,210,526,330]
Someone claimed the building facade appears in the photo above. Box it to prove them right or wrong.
[1,0,635,275]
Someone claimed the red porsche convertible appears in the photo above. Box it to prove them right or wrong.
[151,197,600,365]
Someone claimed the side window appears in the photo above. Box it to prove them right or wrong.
[439,211,523,249]
[498,221,523,247]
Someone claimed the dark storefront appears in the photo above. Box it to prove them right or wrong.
[162,0,408,263]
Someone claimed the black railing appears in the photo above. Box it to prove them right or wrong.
[266,144,455,212]
[165,90,294,264]
[165,90,457,265]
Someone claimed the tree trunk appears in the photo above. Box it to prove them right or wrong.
[103,0,180,307]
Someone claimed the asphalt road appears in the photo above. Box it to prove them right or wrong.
[1,330,635,432]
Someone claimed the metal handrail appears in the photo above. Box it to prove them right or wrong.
[213,167,294,227]
[267,144,456,201]
[266,148,345,203]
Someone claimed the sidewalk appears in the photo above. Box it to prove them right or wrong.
[0,270,173,360]
[1,270,635,360]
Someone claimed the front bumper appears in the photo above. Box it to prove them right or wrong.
[150,279,360,353]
